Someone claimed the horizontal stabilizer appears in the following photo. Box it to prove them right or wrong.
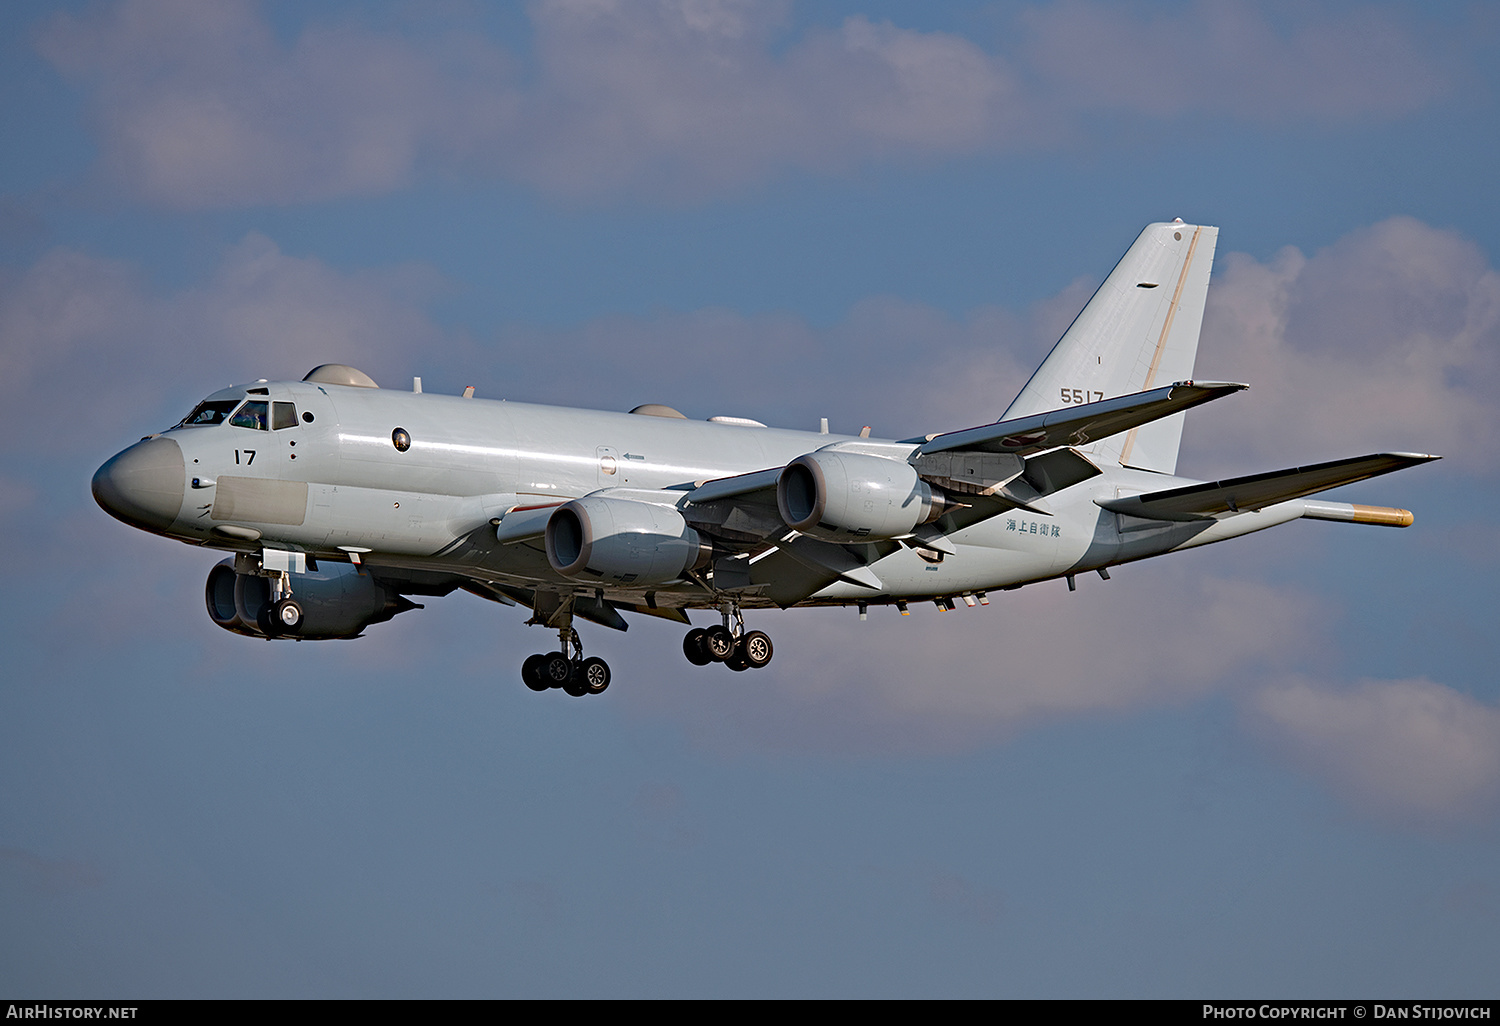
[916,382,1245,459]
[1097,453,1439,522]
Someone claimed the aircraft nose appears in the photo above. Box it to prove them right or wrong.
[92,436,186,532]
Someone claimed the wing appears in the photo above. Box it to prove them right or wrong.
[678,446,1113,607]
[682,469,894,606]
[1097,453,1440,522]
[913,381,1245,458]
[483,383,1251,609]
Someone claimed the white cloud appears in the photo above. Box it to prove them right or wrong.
[11,211,1490,488]
[0,233,449,451]
[513,5,1024,195]
[1184,217,1500,477]
[624,564,1326,754]
[8,212,1492,832]
[487,295,1032,437]
[35,0,1453,207]
[1245,677,1500,828]
[37,0,513,207]
[1021,0,1448,121]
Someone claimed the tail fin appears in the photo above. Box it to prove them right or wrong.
[1001,220,1218,474]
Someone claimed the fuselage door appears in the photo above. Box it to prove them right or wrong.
[597,446,620,488]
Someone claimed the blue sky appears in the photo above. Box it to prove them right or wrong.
[2,0,1498,998]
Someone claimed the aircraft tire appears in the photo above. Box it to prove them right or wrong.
[726,651,751,671]
[542,652,573,688]
[739,630,773,669]
[580,657,611,694]
[703,625,736,662]
[521,653,549,692]
[683,628,712,666]
[274,598,304,634]
[562,670,589,697]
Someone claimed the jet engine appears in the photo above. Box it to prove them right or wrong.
[777,451,947,542]
[204,558,415,639]
[546,496,711,585]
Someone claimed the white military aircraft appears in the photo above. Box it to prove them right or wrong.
[93,220,1436,696]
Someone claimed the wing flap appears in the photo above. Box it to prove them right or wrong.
[1097,453,1439,522]
[773,535,884,591]
[915,381,1246,459]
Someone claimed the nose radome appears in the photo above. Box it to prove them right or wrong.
[92,436,186,532]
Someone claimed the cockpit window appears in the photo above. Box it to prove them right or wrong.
[271,402,298,430]
[179,399,242,427]
[229,400,270,430]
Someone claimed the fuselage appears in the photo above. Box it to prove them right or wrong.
[93,376,1300,610]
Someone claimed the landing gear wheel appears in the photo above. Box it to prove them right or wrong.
[739,630,773,669]
[542,652,573,688]
[703,625,736,662]
[726,650,751,671]
[521,653,549,692]
[562,671,589,697]
[273,598,303,634]
[579,657,611,694]
[683,628,712,666]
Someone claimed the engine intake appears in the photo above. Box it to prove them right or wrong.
[204,558,414,639]
[777,451,947,542]
[546,496,711,585]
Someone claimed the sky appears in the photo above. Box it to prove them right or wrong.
[2,0,1498,999]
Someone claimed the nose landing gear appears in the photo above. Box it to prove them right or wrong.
[520,626,611,697]
[257,568,303,637]
[682,603,773,672]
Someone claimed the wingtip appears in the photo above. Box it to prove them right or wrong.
[1171,380,1249,392]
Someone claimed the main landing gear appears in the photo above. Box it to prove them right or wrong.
[520,626,610,698]
[682,604,773,672]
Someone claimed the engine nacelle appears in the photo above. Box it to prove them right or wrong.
[777,450,945,542]
[204,558,413,639]
[546,496,711,585]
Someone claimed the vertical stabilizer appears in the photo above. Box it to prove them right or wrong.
[1001,221,1218,474]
